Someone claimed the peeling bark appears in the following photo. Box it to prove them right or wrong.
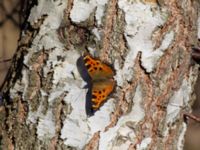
[0,0,199,150]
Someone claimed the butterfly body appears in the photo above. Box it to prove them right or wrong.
[83,54,115,111]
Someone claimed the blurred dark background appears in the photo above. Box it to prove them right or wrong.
[0,0,200,149]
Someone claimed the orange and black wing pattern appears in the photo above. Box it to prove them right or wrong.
[83,54,115,113]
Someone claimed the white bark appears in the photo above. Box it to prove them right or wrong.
[0,0,199,150]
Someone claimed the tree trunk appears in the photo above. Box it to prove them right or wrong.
[0,0,199,149]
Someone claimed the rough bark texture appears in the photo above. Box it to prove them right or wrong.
[0,0,199,150]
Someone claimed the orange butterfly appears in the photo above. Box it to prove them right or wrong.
[83,54,115,112]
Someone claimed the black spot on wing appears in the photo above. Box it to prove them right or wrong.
[92,95,97,98]
[86,64,91,69]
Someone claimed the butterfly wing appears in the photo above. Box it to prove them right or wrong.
[83,55,114,80]
[91,80,115,110]
[83,54,115,112]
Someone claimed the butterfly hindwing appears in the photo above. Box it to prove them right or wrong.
[91,80,115,110]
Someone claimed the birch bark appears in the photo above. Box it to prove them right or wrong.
[0,0,199,150]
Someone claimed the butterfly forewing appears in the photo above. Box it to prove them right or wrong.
[83,55,114,80]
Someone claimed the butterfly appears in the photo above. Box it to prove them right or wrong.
[83,54,115,112]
